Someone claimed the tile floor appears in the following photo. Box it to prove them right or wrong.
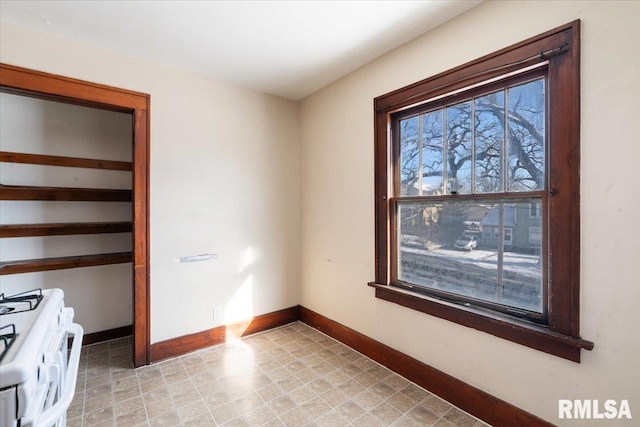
[68,322,490,427]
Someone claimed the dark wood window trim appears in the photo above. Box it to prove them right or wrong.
[372,21,593,362]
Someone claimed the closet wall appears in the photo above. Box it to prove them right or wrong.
[0,92,133,335]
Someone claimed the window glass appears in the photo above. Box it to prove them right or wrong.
[422,110,444,195]
[507,79,545,191]
[446,102,472,194]
[399,116,420,196]
[398,199,543,313]
[475,91,505,193]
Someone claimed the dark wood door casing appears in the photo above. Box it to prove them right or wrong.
[0,63,151,367]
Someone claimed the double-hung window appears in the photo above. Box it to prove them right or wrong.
[371,21,593,362]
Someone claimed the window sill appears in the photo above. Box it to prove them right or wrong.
[368,282,593,363]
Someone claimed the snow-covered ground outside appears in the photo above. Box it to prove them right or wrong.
[399,244,543,312]
[401,245,541,278]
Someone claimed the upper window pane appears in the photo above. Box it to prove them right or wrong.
[507,79,545,191]
[397,78,545,198]
[445,102,472,194]
[474,91,505,193]
[421,110,444,195]
[399,116,420,196]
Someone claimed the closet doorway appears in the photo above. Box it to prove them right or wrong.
[0,64,150,367]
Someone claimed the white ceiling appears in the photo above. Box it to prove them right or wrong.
[0,1,481,100]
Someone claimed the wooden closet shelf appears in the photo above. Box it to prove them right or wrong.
[0,222,132,238]
[0,251,133,275]
[0,184,132,201]
[1,151,132,171]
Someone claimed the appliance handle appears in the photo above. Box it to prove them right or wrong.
[32,322,84,427]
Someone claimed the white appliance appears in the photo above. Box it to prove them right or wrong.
[0,289,84,427]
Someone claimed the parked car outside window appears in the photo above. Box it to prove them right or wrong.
[454,235,477,251]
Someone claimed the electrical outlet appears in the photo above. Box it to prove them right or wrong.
[213,306,222,321]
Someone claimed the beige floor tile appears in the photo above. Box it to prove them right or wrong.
[406,403,440,425]
[353,412,385,427]
[308,378,333,395]
[336,378,365,396]
[392,415,424,426]
[72,323,490,427]
[225,417,251,427]
[335,400,366,423]
[83,406,114,426]
[86,383,113,400]
[176,399,209,423]
[202,389,232,409]
[352,389,384,411]
[434,419,459,427]
[311,410,348,427]
[113,384,142,402]
[67,416,83,427]
[371,400,403,425]
[148,410,180,427]
[280,406,313,426]
[422,394,455,417]
[211,400,243,425]
[387,391,418,413]
[145,398,175,419]
[319,388,349,407]
[114,395,144,416]
[442,407,479,427]
[269,395,297,416]
[112,375,139,392]
[401,383,431,403]
[288,384,317,405]
[115,406,148,426]
[85,392,115,414]
[143,387,171,403]
[257,382,286,403]
[138,367,162,383]
[86,373,112,390]
[244,404,278,425]
[182,412,215,426]
[371,381,396,400]
[300,397,332,419]
[139,376,166,393]
[68,401,84,419]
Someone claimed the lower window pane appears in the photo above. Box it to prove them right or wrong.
[397,199,543,313]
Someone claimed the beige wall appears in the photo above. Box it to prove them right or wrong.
[300,1,639,425]
[0,21,301,344]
